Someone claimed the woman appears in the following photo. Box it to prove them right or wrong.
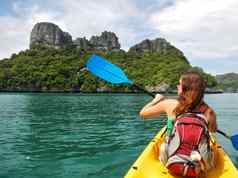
[139,71,217,132]
[139,71,217,177]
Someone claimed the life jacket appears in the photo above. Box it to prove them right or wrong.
[166,102,214,177]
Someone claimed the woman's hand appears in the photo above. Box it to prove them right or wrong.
[139,94,166,118]
[151,94,165,104]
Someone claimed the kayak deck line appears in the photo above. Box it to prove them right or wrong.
[124,127,238,178]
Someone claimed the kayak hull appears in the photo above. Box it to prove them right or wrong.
[124,127,238,178]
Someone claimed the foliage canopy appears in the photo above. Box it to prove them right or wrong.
[0,45,217,92]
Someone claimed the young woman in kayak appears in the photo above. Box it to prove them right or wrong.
[139,71,217,177]
[139,71,217,132]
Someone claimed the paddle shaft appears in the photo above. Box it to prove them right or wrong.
[217,129,231,139]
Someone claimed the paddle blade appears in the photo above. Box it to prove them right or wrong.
[231,135,238,150]
[86,54,133,85]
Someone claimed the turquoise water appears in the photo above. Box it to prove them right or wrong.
[0,93,237,178]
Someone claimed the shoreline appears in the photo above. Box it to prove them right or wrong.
[0,90,225,94]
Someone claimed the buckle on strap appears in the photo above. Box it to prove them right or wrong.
[183,164,189,176]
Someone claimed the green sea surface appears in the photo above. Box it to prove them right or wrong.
[0,93,237,178]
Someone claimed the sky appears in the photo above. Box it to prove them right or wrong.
[0,0,238,75]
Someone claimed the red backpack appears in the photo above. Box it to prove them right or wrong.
[166,104,213,177]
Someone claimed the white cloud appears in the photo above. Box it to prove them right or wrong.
[57,0,142,49]
[0,16,29,59]
[0,0,145,58]
[0,2,61,59]
[1,0,238,74]
[149,0,238,61]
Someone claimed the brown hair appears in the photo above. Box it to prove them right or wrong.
[173,71,206,116]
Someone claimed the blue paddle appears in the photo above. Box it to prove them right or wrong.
[217,130,238,150]
[86,54,238,151]
[86,54,155,97]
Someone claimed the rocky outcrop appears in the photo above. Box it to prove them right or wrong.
[89,31,120,51]
[30,22,185,56]
[30,22,72,48]
[129,38,184,56]
[73,37,91,50]
[30,22,121,51]
[145,83,171,93]
[73,31,121,51]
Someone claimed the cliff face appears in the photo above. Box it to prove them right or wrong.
[129,38,184,56]
[30,22,72,49]
[89,31,120,51]
[73,31,121,51]
[30,22,186,57]
[73,37,91,50]
[30,22,121,51]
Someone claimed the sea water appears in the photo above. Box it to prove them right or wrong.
[0,93,237,178]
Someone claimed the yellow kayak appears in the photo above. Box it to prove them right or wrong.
[124,127,238,178]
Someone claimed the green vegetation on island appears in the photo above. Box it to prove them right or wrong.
[216,73,238,92]
[0,22,219,93]
[0,44,217,93]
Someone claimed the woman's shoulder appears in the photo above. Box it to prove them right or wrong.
[163,98,179,116]
[204,105,216,117]
[203,103,217,132]
[164,98,179,106]
[202,102,215,114]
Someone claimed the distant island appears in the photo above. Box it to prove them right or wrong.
[0,22,225,93]
[216,73,238,93]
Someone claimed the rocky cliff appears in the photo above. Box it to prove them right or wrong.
[30,22,185,56]
[129,38,184,56]
[89,31,120,51]
[73,37,91,50]
[30,22,121,51]
[73,31,120,51]
[30,22,72,49]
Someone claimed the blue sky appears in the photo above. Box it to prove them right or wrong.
[0,0,238,75]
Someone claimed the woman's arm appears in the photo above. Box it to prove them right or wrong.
[139,94,165,118]
[139,94,177,119]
